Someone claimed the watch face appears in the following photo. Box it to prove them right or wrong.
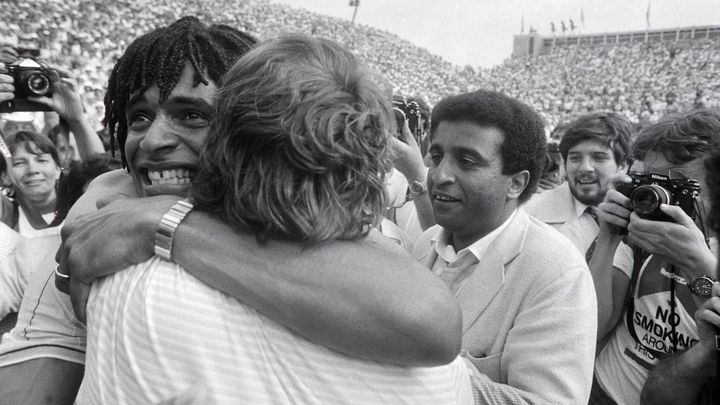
[690,277,714,297]
[409,180,426,195]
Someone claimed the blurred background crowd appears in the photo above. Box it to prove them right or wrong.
[2,0,718,137]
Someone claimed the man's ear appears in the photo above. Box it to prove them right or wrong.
[507,170,530,200]
[1,172,9,187]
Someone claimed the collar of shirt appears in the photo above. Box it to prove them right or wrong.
[432,209,517,266]
[574,197,591,219]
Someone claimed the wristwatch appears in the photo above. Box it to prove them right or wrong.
[689,275,715,297]
[407,180,427,199]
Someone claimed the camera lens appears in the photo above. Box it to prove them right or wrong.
[21,71,51,96]
[631,185,670,216]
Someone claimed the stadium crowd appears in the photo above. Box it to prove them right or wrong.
[0,1,719,404]
[2,0,719,133]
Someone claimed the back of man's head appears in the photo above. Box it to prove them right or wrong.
[103,16,256,166]
[192,34,393,245]
[429,90,546,203]
[633,109,720,164]
[559,112,633,166]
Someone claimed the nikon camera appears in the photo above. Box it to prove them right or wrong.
[616,172,700,221]
[0,56,53,113]
[392,95,421,138]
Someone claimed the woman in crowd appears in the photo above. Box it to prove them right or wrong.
[0,130,61,234]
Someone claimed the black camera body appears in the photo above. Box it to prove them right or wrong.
[616,172,700,221]
[392,96,421,138]
[541,142,562,185]
[0,58,53,113]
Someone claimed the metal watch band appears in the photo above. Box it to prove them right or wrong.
[154,198,194,261]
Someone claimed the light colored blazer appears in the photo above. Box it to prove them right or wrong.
[524,183,598,255]
[412,209,597,405]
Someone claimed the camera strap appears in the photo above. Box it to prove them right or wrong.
[624,247,676,360]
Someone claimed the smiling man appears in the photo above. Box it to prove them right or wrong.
[0,17,464,404]
[72,32,472,404]
[411,90,597,405]
[524,112,633,258]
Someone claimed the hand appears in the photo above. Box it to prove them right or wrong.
[27,63,85,123]
[55,195,180,322]
[597,188,633,234]
[0,64,14,104]
[0,46,18,64]
[536,177,561,192]
[694,282,720,356]
[626,204,714,274]
[389,120,426,182]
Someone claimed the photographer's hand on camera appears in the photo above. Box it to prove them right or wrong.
[28,63,84,123]
[0,64,14,104]
[389,120,435,230]
[597,188,634,235]
[591,173,636,342]
[626,205,717,294]
[27,62,104,160]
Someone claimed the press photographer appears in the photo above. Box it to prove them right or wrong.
[392,94,430,155]
[0,45,53,114]
[537,141,563,191]
[587,109,719,405]
[0,44,103,161]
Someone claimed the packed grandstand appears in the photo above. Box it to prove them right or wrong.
[1,0,718,133]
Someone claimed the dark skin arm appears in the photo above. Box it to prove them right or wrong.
[57,170,462,366]
[640,283,720,405]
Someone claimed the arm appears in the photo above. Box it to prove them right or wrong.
[29,65,105,160]
[389,121,435,230]
[591,188,633,341]
[0,255,25,319]
[626,205,718,309]
[640,282,720,405]
[58,173,462,366]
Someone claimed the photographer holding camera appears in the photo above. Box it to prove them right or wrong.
[589,109,720,405]
[0,45,104,161]
[638,152,720,405]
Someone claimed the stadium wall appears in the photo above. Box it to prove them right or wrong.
[512,25,720,57]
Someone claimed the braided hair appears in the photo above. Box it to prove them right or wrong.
[104,16,256,166]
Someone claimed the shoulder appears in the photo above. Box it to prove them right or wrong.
[523,183,575,222]
[85,169,135,197]
[524,183,567,209]
[512,213,590,283]
[66,170,135,222]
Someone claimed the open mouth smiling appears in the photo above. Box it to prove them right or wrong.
[144,168,195,186]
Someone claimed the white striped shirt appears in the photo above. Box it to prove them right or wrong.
[76,257,473,404]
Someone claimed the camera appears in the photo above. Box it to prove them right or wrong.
[0,56,53,113]
[616,172,700,221]
[392,95,421,138]
[541,142,562,185]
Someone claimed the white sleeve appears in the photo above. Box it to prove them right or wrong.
[0,251,26,319]
[612,241,634,278]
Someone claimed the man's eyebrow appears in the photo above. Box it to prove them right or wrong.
[165,96,214,111]
[127,92,147,108]
[454,146,487,162]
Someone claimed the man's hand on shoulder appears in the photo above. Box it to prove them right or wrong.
[56,172,178,322]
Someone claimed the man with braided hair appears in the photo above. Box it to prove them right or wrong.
[68,32,471,403]
[1,17,463,404]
